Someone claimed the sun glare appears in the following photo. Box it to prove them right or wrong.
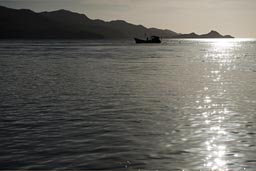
[212,39,235,50]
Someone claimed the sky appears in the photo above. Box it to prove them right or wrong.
[0,0,256,38]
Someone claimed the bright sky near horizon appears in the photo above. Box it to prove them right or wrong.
[0,0,256,38]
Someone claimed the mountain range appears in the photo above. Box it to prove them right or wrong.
[0,5,234,39]
[173,31,233,38]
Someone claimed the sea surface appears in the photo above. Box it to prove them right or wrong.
[0,39,256,171]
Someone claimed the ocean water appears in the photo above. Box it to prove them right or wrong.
[0,39,256,171]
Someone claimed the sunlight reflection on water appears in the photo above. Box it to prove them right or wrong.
[203,40,237,171]
[0,39,256,170]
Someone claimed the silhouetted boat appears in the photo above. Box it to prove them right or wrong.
[134,36,161,44]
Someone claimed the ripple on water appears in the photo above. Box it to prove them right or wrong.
[0,39,256,170]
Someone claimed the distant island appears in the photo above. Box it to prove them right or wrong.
[0,6,234,39]
[173,30,234,39]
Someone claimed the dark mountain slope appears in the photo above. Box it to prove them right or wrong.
[0,6,177,39]
[0,6,233,39]
[41,10,177,38]
[173,30,234,39]
[0,6,102,38]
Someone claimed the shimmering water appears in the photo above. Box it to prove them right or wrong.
[0,39,256,171]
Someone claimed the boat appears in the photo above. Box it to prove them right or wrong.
[134,36,161,44]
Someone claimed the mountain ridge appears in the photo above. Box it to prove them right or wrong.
[0,5,234,39]
[174,30,234,39]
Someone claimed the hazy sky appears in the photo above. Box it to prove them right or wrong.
[1,0,256,37]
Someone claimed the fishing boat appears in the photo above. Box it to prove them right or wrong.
[134,36,161,44]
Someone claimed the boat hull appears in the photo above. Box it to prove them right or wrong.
[134,38,161,44]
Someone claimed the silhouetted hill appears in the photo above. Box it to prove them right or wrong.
[173,30,234,39]
[173,32,199,39]
[0,6,102,39]
[41,10,177,39]
[200,30,233,38]
[0,6,234,39]
[0,6,177,39]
